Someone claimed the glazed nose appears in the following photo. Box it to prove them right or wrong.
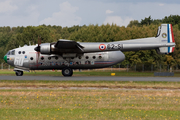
[3,55,7,63]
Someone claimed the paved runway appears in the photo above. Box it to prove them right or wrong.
[0,76,179,81]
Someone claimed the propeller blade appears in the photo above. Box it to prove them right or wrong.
[34,36,41,52]
[36,51,40,68]
[36,36,42,68]
[38,36,41,46]
[38,36,40,46]
[39,36,41,45]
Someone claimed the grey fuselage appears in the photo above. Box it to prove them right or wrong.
[5,45,125,71]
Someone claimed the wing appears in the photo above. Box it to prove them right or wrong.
[35,24,175,55]
[53,39,84,53]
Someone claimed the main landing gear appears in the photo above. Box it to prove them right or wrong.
[15,70,24,76]
[14,69,73,77]
[62,68,73,77]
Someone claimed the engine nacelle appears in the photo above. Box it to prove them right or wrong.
[40,43,51,54]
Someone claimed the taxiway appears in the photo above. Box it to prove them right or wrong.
[0,76,179,81]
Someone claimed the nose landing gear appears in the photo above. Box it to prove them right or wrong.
[15,70,23,76]
[62,68,73,77]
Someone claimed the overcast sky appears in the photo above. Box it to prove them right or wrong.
[0,0,180,27]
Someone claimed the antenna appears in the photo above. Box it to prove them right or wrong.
[29,41,31,46]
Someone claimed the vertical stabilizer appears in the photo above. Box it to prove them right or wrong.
[156,24,175,54]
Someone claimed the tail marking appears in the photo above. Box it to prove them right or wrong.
[167,24,175,53]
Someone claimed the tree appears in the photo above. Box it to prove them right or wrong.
[127,20,140,27]
[140,16,153,26]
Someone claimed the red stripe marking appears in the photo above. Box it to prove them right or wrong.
[172,47,175,52]
[95,61,114,64]
[171,24,175,43]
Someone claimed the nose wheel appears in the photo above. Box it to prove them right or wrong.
[62,68,73,77]
[15,71,23,76]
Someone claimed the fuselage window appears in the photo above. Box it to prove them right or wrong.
[93,56,96,59]
[41,56,44,60]
[22,51,25,54]
[48,57,51,60]
[78,56,82,59]
[30,57,33,60]
[18,51,21,54]
[55,56,58,60]
[99,56,102,59]
[86,56,89,59]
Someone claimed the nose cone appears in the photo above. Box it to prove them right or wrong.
[3,55,7,63]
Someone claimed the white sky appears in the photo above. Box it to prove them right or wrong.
[0,0,180,27]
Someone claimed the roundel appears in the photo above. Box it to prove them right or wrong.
[99,44,106,51]
[162,33,167,38]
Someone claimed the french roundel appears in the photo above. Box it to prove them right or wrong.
[99,44,106,51]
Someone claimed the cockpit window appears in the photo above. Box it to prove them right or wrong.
[6,50,15,55]
[11,50,15,55]
[7,51,10,55]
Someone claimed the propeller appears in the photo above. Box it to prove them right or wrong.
[34,36,41,68]
[34,36,41,52]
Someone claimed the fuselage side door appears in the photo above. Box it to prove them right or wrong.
[14,51,24,67]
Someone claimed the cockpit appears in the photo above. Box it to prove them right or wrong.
[4,50,15,63]
[6,50,15,56]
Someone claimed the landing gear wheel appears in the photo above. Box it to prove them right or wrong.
[15,71,23,76]
[62,68,73,77]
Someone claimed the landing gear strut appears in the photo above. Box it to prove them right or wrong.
[62,68,73,77]
[15,70,23,76]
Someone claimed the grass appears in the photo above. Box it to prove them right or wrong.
[0,88,180,120]
[0,80,180,89]
[0,70,180,119]
[1,69,180,77]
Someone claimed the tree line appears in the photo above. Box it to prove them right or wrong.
[0,15,180,68]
